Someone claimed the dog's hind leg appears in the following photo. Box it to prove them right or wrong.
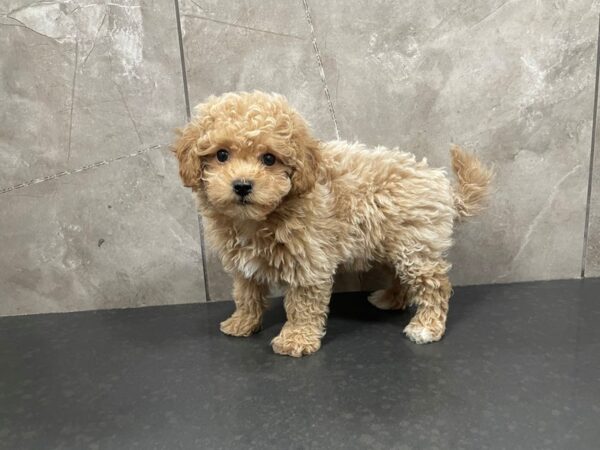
[397,258,452,344]
[368,279,411,311]
[220,273,269,337]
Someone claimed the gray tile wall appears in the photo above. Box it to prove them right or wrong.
[1,0,599,314]
[586,66,600,276]
[308,0,598,288]
[0,0,205,315]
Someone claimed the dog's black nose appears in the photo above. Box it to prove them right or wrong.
[232,180,253,197]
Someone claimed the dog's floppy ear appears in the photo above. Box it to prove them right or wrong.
[289,115,322,195]
[172,122,203,189]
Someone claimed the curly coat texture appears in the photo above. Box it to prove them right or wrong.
[173,91,493,357]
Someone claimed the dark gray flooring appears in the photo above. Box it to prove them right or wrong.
[1,279,600,450]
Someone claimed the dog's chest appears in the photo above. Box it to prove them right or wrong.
[228,232,303,284]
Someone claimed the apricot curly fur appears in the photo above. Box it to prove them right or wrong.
[173,91,493,357]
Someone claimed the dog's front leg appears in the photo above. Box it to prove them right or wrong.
[220,273,269,337]
[271,282,332,357]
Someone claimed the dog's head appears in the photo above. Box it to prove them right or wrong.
[172,91,320,221]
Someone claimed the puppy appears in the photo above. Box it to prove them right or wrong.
[173,91,493,357]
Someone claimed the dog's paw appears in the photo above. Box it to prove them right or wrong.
[220,313,261,337]
[403,321,444,344]
[368,288,409,311]
[271,324,322,357]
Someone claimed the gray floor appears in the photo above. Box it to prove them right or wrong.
[1,279,600,450]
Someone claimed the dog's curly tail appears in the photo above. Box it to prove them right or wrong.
[450,145,494,219]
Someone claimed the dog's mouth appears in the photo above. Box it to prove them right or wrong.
[208,195,281,222]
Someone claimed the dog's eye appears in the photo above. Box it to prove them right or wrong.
[261,153,276,166]
[216,149,229,162]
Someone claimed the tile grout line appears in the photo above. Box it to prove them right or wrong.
[0,145,163,195]
[174,0,211,301]
[301,0,340,140]
[581,14,600,279]
[174,0,191,120]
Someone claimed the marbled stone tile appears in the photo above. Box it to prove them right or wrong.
[0,0,185,186]
[585,122,600,277]
[179,0,338,300]
[179,0,335,139]
[308,0,598,286]
[0,148,205,316]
